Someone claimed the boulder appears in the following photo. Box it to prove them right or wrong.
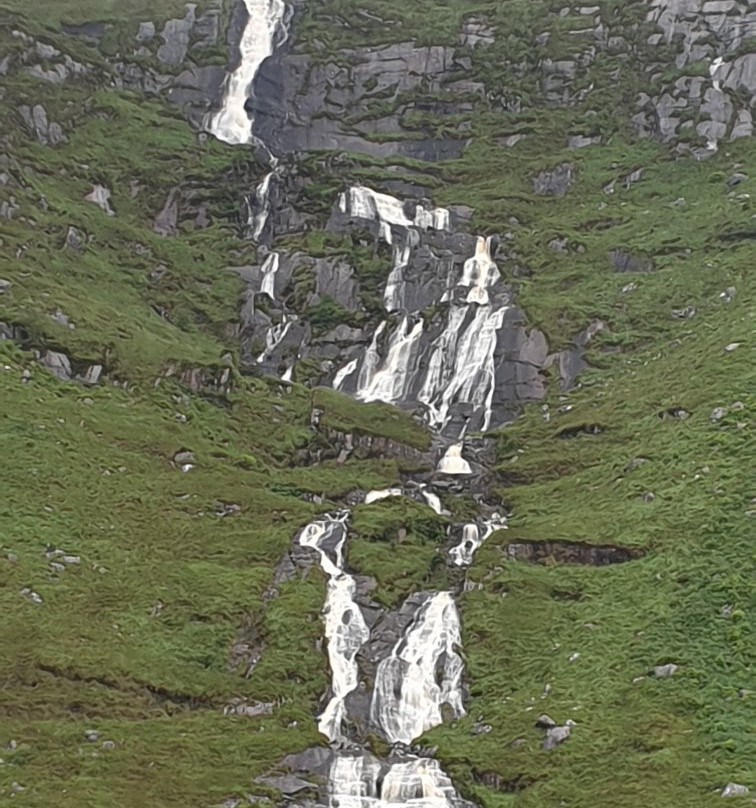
[532,163,576,197]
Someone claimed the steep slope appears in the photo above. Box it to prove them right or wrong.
[0,1,753,807]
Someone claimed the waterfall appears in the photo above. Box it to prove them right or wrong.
[206,0,288,145]
[356,317,424,404]
[259,251,280,300]
[249,170,275,241]
[370,592,465,745]
[299,515,371,742]
[331,189,510,435]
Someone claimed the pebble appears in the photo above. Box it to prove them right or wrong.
[653,663,678,678]
[721,783,749,797]
[20,587,43,604]
[710,407,728,422]
[724,343,741,352]
[84,730,100,742]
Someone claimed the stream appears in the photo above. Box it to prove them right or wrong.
[207,5,507,805]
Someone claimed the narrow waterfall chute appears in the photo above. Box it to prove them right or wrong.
[370,592,465,745]
[298,515,370,742]
[356,317,424,405]
[259,251,280,300]
[206,0,288,145]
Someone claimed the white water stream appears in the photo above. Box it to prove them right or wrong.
[206,0,288,145]
[209,16,504,796]
[299,515,370,742]
[371,591,465,745]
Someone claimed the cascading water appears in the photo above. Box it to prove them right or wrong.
[370,591,465,745]
[297,490,491,808]
[299,514,370,742]
[206,0,288,145]
[210,14,510,801]
[332,188,511,437]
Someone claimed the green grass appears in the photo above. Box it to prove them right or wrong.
[1,0,754,805]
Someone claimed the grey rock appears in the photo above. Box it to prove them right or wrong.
[173,450,195,466]
[535,714,557,729]
[0,279,11,294]
[35,42,60,60]
[192,8,221,48]
[78,365,103,386]
[710,407,728,422]
[157,5,196,65]
[136,21,156,42]
[721,783,749,797]
[20,104,63,146]
[567,134,600,149]
[0,197,19,220]
[252,41,468,161]
[672,306,696,319]
[653,663,679,678]
[84,185,115,216]
[720,287,737,304]
[102,740,116,750]
[532,163,575,197]
[153,188,180,236]
[223,700,274,717]
[313,258,360,310]
[280,747,332,776]
[256,775,316,795]
[609,249,654,273]
[543,721,575,750]
[726,172,748,187]
[84,730,100,742]
[50,309,71,327]
[66,226,85,251]
[40,351,72,381]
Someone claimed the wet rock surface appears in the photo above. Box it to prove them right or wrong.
[253,40,473,159]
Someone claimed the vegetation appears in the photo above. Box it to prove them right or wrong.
[0,0,753,806]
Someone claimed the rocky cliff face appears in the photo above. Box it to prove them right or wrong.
[1,1,753,807]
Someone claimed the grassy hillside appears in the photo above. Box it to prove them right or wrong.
[1,0,753,806]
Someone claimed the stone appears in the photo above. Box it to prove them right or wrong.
[136,21,156,42]
[223,700,274,717]
[20,587,43,604]
[84,185,115,216]
[66,226,85,251]
[40,351,72,381]
[84,730,100,742]
[724,343,741,352]
[710,407,728,422]
[157,6,196,65]
[721,783,749,797]
[154,188,179,236]
[0,279,11,294]
[609,249,654,273]
[672,306,696,319]
[173,450,195,466]
[256,775,316,795]
[535,714,556,728]
[532,163,576,197]
[726,172,748,187]
[653,663,678,678]
[50,309,71,327]
[719,286,736,303]
[567,134,601,149]
[102,740,116,750]
[543,721,575,750]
